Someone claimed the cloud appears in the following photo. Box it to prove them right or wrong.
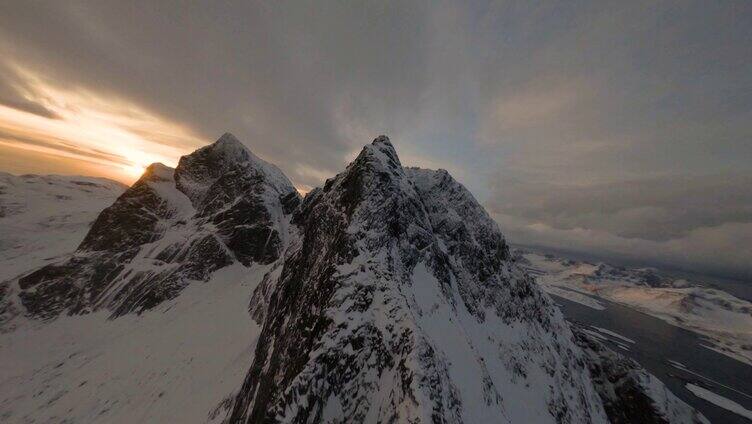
[0,62,60,119]
[0,64,204,182]
[482,78,594,139]
[0,130,131,167]
[489,173,752,240]
[0,1,497,190]
[488,173,752,278]
[496,212,752,280]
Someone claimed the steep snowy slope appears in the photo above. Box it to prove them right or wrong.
[0,264,266,423]
[0,172,125,282]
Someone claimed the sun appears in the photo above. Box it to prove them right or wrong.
[123,163,146,179]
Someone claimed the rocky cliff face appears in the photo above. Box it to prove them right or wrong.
[16,133,299,319]
[228,136,608,423]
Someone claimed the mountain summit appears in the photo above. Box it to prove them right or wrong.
[230,134,607,422]
[1,134,705,423]
[175,132,294,206]
[15,133,299,318]
[226,136,704,423]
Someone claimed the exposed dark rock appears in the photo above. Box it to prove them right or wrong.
[79,163,174,253]
[572,326,707,424]
[227,136,607,423]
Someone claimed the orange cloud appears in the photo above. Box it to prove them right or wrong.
[0,64,205,184]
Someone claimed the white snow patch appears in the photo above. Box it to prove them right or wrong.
[543,285,606,310]
[590,326,635,344]
[669,360,752,402]
[685,383,752,420]
[0,173,125,281]
[0,263,265,423]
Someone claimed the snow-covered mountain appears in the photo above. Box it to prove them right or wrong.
[0,134,706,423]
[13,133,299,320]
[228,137,610,423]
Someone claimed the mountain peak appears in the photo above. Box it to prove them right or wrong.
[202,132,254,163]
[140,162,174,182]
[227,135,613,423]
[348,134,402,178]
[175,133,296,205]
[218,131,239,142]
[371,134,392,146]
[214,132,246,150]
[367,134,396,154]
[313,134,408,218]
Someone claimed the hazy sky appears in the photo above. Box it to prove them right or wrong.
[1,1,751,278]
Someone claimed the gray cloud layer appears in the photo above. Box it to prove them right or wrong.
[0,1,750,278]
[488,173,752,279]
[489,174,752,242]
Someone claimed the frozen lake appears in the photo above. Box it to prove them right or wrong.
[554,295,752,423]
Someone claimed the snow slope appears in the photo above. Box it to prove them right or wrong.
[0,172,125,282]
[685,383,752,421]
[0,263,265,423]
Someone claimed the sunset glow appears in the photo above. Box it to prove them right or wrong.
[0,64,204,184]
[122,164,147,179]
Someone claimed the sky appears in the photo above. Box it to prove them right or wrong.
[0,1,751,279]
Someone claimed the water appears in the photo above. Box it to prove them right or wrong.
[554,295,752,423]
[515,244,752,302]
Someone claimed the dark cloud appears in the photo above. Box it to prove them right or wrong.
[0,1,443,187]
[0,62,60,119]
[0,97,59,120]
[497,210,752,280]
[0,1,750,277]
